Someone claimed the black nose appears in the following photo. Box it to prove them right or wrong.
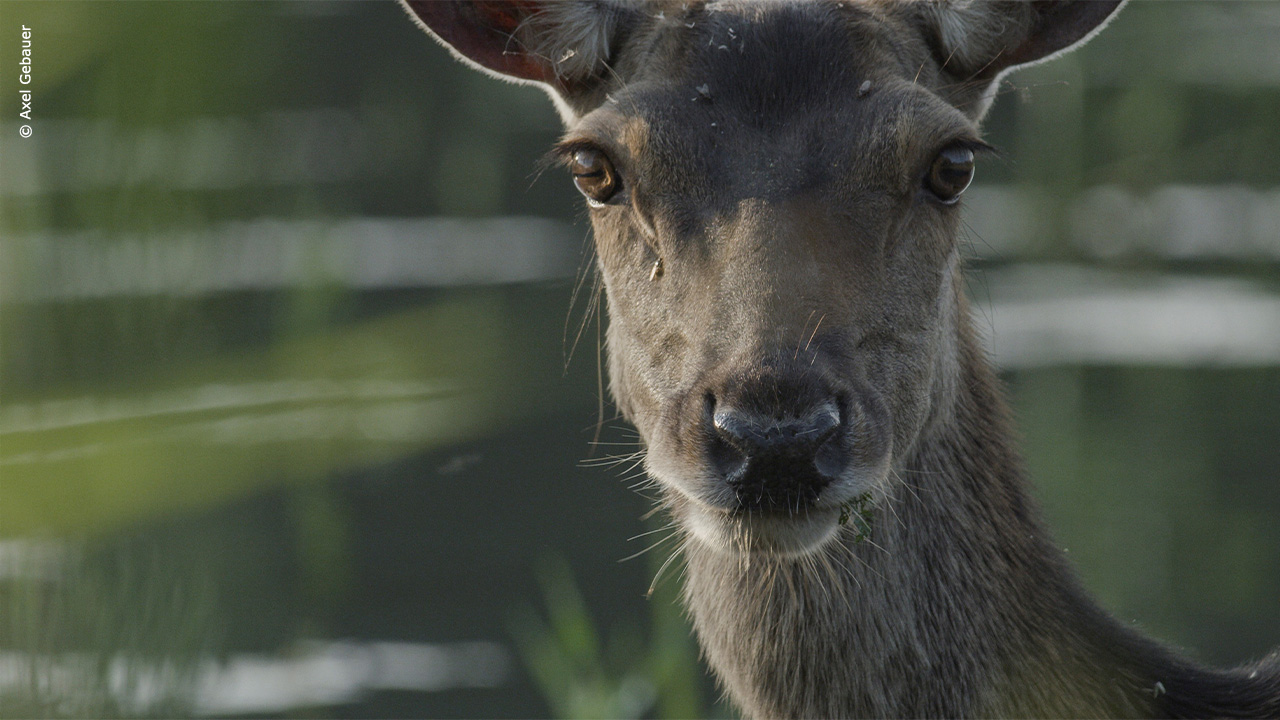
[710,400,844,511]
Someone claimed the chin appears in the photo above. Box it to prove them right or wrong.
[682,503,845,558]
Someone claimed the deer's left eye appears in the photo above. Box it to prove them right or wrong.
[925,145,975,204]
[570,148,621,207]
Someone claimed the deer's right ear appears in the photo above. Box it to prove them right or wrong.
[400,0,633,120]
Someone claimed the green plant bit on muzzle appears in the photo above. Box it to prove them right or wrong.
[837,493,874,543]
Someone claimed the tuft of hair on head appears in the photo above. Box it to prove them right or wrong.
[528,1,626,84]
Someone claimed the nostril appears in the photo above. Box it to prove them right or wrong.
[813,402,846,478]
[711,409,740,443]
[806,403,840,445]
[712,409,771,456]
[706,396,748,480]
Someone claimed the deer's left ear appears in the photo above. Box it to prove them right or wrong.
[400,0,637,121]
[911,0,1125,119]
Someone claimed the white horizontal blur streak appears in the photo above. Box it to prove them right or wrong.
[963,185,1280,261]
[0,540,69,581]
[193,640,510,715]
[979,265,1280,368]
[0,640,510,716]
[1,216,579,302]
[0,110,376,197]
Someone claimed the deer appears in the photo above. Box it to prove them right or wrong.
[400,1,1280,716]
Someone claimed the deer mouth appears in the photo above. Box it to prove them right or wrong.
[711,448,845,514]
[666,466,886,558]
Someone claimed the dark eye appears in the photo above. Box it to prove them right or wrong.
[925,145,975,204]
[569,148,621,206]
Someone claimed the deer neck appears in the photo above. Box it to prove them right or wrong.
[677,288,1170,718]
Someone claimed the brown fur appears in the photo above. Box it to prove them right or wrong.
[402,1,1280,716]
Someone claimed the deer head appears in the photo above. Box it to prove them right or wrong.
[402,0,1122,557]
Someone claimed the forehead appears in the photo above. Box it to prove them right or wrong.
[668,0,917,126]
[573,2,968,202]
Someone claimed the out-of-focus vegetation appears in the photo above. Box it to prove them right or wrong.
[0,2,1278,717]
[511,554,707,720]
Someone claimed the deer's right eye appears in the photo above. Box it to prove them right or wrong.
[570,148,621,207]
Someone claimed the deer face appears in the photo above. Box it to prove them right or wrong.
[404,0,1122,556]
[561,12,983,555]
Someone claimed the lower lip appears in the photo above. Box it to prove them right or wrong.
[696,506,845,556]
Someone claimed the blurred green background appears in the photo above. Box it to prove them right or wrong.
[0,2,1277,717]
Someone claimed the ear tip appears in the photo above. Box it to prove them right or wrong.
[400,0,559,86]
